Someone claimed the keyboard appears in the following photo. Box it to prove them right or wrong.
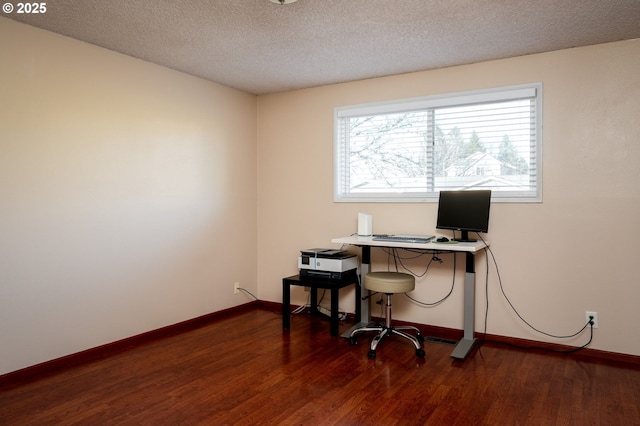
[372,234,434,244]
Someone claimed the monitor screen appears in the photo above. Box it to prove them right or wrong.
[436,190,491,242]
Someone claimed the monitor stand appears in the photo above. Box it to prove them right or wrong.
[453,231,476,243]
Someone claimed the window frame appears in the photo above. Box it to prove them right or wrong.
[333,83,543,203]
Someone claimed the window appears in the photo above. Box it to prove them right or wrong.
[334,83,542,202]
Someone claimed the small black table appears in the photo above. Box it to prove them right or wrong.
[282,273,361,336]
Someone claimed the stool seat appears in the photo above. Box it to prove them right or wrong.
[350,271,424,359]
[365,271,415,293]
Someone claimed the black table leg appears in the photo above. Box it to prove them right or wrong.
[330,287,339,336]
[282,278,290,329]
[310,287,318,315]
[282,274,358,336]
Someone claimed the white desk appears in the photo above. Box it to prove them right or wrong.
[331,235,488,360]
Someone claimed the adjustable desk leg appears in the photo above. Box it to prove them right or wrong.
[341,245,371,338]
[450,252,477,360]
[355,274,361,321]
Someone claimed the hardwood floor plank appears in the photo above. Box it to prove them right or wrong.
[1,307,640,425]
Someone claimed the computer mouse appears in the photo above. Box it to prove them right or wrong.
[436,237,449,242]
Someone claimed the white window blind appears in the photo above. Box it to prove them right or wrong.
[334,83,542,202]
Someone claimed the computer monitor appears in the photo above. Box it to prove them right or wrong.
[436,190,492,242]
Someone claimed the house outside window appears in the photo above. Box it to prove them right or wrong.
[334,83,542,202]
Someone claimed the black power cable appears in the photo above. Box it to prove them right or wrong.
[475,232,594,352]
[379,246,459,306]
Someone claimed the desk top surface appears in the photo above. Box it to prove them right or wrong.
[331,235,488,253]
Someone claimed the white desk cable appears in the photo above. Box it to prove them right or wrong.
[292,288,347,320]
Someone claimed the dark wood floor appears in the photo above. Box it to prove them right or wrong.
[2,307,640,425]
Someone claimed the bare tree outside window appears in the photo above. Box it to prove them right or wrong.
[335,84,541,202]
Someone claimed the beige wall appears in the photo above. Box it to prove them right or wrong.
[0,18,258,375]
[258,39,640,356]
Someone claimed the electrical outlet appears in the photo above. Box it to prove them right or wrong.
[234,282,240,294]
[585,311,598,328]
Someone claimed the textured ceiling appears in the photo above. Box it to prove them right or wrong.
[6,0,640,95]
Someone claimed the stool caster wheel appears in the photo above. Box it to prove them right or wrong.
[349,337,358,345]
[416,348,425,358]
[417,334,425,344]
[368,350,376,359]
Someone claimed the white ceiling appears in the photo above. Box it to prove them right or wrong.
[6,0,640,95]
